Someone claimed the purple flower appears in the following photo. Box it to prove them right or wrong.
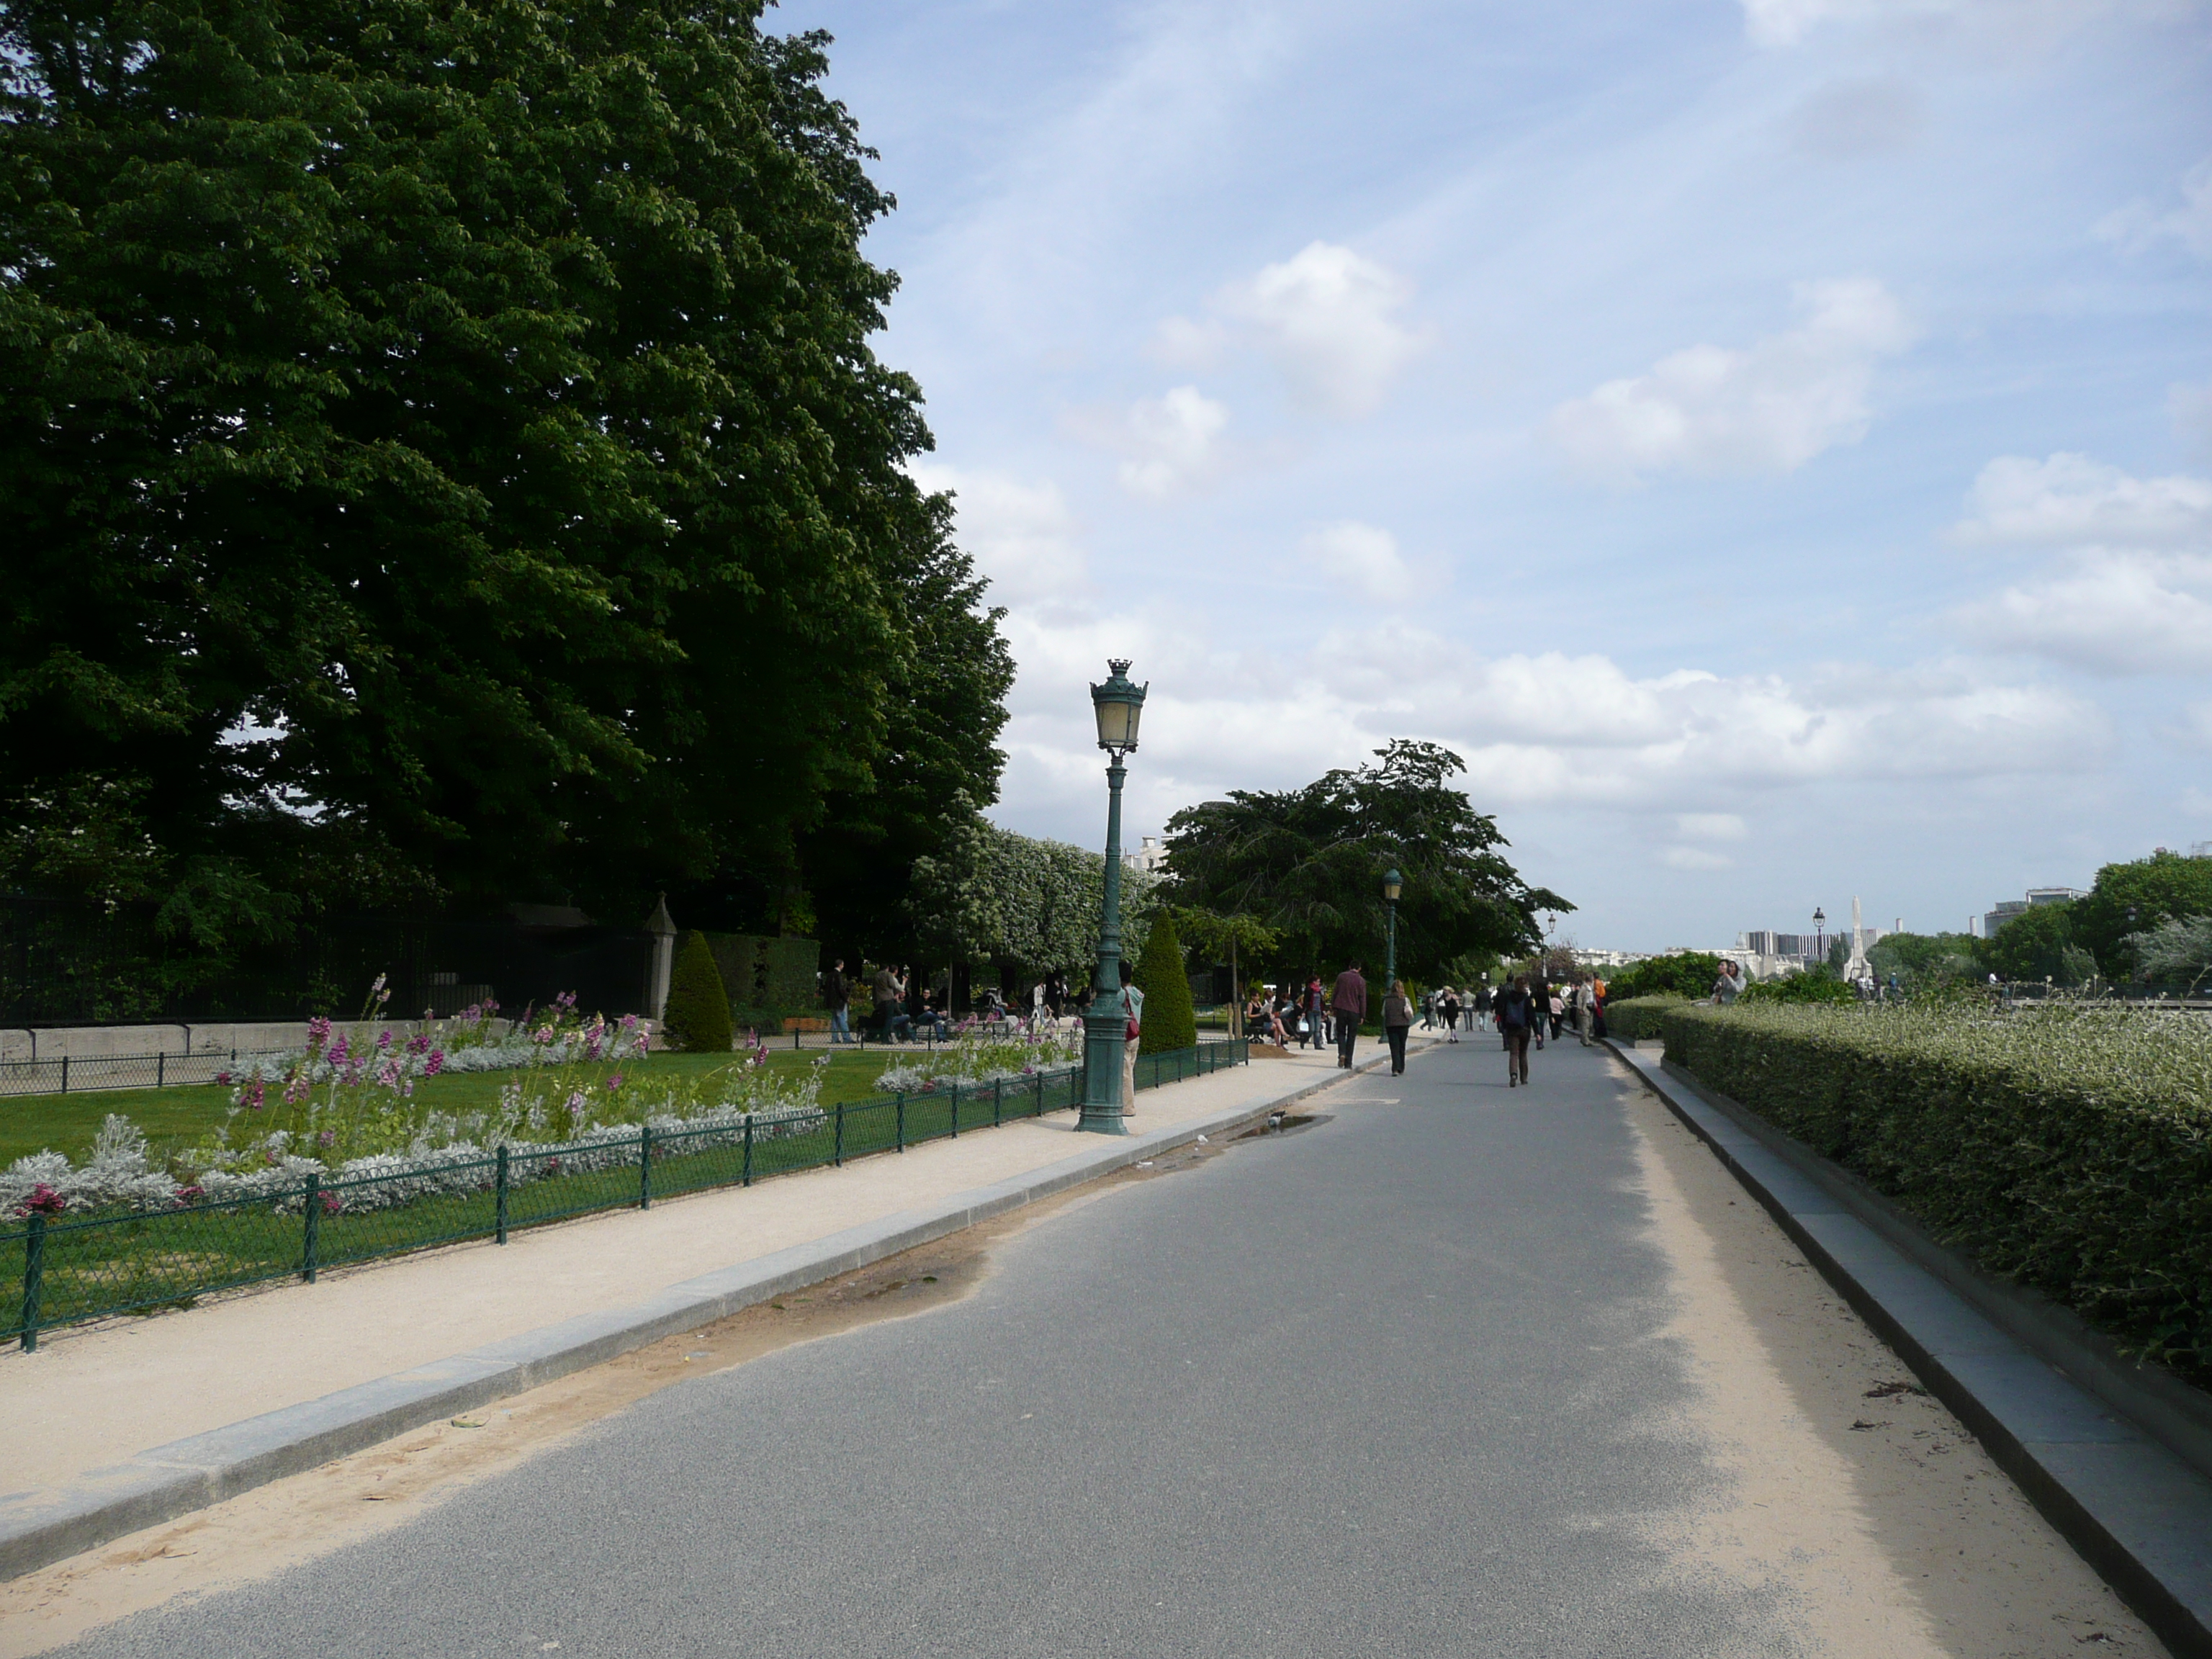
[307,1015,333,1047]
[16,1183,65,1216]
[606,1073,625,1092]
[425,1049,445,1076]
[318,1129,336,1148]
[320,1192,344,1215]
[172,1184,204,1208]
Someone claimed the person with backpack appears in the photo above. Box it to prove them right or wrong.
[1496,974,1536,1087]
[1119,970,1145,1120]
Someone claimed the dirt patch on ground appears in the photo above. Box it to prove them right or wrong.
[1610,1056,2163,1658]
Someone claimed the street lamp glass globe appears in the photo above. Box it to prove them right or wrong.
[1383,868,1402,902]
[1090,658,1148,752]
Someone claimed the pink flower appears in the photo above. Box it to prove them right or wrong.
[320,1192,344,1215]
[173,1185,204,1208]
[425,1050,446,1077]
[328,1035,351,1066]
[606,1073,625,1092]
[620,1014,639,1030]
[377,1030,393,1051]
[307,1016,333,1048]
[17,1184,65,1216]
[318,1129,336,1148]
[214,1069,233,1085]
[284,1075,310,1107]
[243,1081,267,1112]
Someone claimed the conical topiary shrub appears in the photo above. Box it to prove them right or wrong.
[1131,913,1197,1056]
[660,930,733,1052]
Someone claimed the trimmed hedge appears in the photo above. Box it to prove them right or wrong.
[1660,1001,2212,1373]
[661,931,733,1053]
[1132,913,1197,1056]
[1602,993,1683,1041]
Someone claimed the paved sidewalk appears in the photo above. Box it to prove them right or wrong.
[0,1039,1402,1513]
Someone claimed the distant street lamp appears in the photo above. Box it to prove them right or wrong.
[1077,660,1148,1136]
[1383,868,1403,990]
[1813,905,1827,966]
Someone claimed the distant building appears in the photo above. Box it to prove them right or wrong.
[1984,886,2085,935]
[1123,835,1166,874]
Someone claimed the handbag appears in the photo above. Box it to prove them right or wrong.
[1122,989,1140,1043]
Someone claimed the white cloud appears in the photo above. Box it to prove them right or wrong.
[2097,156,2212,261]
[1218,242,1429,416]
[1082,386,1229,498]
[1954,550,2212,674]
[1660,846,1735,871]
[1676,813,1749,840]
[1547,279,1914,480]
[1298,521,1415,590]
[2171,382,2212,465]
[908,464,1087,608]
[1150,243,1427,417]
[2172,702,2212,751]
[1953,452,2212,547]
[994,611,2110,840]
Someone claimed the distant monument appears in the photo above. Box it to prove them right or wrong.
[1844,896,1872,991]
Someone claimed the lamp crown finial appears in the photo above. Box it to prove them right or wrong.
[1107,657,1131,677]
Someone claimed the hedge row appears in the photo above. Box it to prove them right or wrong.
[1660,1002,2212,1374]
[1603,993,1683,1041]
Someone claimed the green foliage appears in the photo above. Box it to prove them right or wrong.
[660,932,732,1053]
[2126,914,2212,995]
[1660,1001,2212,1373]
[1737,970,1858,1004]
[1868,931,1980,990]
[2073,851,2212,979]
[1131,912,1197,1056]
[1979,901,2085,984]
[1164,741,1568,985]
[704,933,821,1017]
[904,801,1158,979]
[1604,952,1723,1001]
[1602,993,1682,1040]
[0,0,1007,947]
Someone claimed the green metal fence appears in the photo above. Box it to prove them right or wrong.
[4,1038,1248,1349]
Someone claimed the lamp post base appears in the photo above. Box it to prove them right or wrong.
[1075,1107,1128,1136]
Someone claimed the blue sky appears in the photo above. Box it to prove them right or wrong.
[778,0,2212,952]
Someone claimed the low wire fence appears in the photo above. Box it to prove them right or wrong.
[0,1048,292,1099]
[4,1038,1249,1349]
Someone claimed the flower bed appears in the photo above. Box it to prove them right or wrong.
[1659,1000,2212,1373]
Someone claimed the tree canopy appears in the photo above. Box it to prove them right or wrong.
[0,0,1007,953]
[1161,741,1568,984]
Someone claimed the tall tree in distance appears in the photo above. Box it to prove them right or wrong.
[1164,742,1568,984]
[0,1,1007,950]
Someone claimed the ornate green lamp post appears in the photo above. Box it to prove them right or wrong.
[1383,867,1403,990]
[1077,660,1148,1135]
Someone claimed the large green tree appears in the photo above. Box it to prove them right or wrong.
[2072,850,2212,980]
[0,1,1005,948]
[1162,741,1568,984]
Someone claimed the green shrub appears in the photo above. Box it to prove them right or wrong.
[1603,992,1683,1040]
[1131,913,1198,1056]
[1659,1001,2212,1373]
[1737,970,1857,1005]
[1605,952,1723,1001]
[660,930,733,1052]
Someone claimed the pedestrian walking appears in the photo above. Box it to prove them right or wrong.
[1119,974,1145,1119]
[1574,981,1594,1046]
[1530,972,1550,1050]
[1420,989,1437,1031]
[824,958,852,1044]
[1441,985,1462,1042]
[1306,976,1328,1051]
[1383,980,1413,1075]
[1548,987,1565,1042]
[1497,974,1535,1087]
[1330,960,1367,1069]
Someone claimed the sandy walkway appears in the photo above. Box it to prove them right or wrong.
[0,1042,1380,1502]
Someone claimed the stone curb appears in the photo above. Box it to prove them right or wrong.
[0,1048,1399,1582]
[1609,1041,2212,1659]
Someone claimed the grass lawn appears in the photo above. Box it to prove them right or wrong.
[0,1048,920,1168]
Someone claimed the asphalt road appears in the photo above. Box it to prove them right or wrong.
[40,1035,2013,1655]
